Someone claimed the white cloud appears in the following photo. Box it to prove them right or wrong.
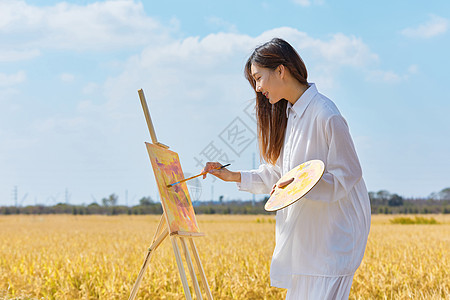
[292,0,324,6]
[407,64,419,75]
[253,28,380,89]
[401,15,448,38]
[0,1,377,76]
[106,27,379,93]
[293,0,311,6]
[261,2,271,10]
[0,71,26,87]
[82,82,99,95]
[0,87,21,105]
[0,0,173,52]
[0,49,40,62]
[77,100,101,113]
[60,73,75,83]
[107,27,380,91]
[306,33,378,67]
[366,70,402,83]
[99,27,381,140]
[366,64,418,83]
[33,116,87,133]
[205,16,238,33]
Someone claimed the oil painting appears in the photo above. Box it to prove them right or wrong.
[146,142,200,235]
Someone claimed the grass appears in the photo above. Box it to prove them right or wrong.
[0,214,449,299]
[390,216,440,224]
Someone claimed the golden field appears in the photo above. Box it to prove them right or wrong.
[0,214,449,299]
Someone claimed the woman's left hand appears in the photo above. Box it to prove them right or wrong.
[270,178,295,196]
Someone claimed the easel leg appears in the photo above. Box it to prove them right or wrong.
[128,227,168,300]
[180,237,203,300]
[189,238,213,300]
[152,214,165,243]
[171,236,193,300]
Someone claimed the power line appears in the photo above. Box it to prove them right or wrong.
[13,186,17,207]
[65,188,71,204]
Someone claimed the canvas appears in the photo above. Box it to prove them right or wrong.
[146,142,201,235]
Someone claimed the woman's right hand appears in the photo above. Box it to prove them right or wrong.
[201,162,241,183]
[270,184,276,196]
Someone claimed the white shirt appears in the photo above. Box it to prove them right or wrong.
[237,83,371,289]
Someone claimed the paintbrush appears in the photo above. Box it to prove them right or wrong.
[167,163,231,187]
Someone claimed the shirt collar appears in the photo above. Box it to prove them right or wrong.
[285,83,317,118]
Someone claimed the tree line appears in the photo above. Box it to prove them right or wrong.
[368,189,450,214]
[1,188,449,215]
[0,198,270,216]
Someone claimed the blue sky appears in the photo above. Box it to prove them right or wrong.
[1,0,449,206]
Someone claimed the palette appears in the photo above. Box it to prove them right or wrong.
[264,160,325,212]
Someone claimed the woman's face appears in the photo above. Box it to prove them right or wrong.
[250,63,284,105]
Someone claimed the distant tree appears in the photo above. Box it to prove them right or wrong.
[388,194,404,206]
[219,195,224,203]
[376,190,391,203]
[438,188,450,200]
[102,194,118,206]
[429,187,450,200]
[87,202,102,214]
[139,197,153,206]
[110,194,118,206]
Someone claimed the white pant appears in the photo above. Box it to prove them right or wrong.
[286,274,354,300]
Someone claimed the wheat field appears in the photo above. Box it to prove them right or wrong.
[0,214,449,299]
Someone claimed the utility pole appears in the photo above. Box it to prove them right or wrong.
[125,189,128,207]
[13,186,18,207]
[65,188,70,204]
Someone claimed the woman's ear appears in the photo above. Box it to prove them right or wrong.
[277,65,285,79]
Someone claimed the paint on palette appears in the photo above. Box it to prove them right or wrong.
[265,160,325,212]
[146,142,200,234]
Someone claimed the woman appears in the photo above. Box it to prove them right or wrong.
[202,38,371,299]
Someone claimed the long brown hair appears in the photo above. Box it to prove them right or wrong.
[245,38,308,164]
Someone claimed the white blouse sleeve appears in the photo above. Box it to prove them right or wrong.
[236,163,282,195]
[306,114,363,202]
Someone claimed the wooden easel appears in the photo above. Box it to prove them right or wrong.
[128,89,213,300]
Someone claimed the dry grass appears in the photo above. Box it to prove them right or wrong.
[0,214,449,299]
